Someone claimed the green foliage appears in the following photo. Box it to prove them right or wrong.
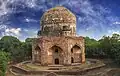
[109,34,120,64]
[99,36,112,58]
[0,36,22,62]
[0,51,9,76]
[0,36,21,52]
[25,38,33,43]
[85,33,120,65]
[25,38,33,59]
[0,36,33,75]
[85,37,106,58]
[0,36,32,63]
[21,40,32,60]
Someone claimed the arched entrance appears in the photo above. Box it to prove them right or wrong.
[51,45,63,65]
[71,45,81,63]
[34,46,41,63]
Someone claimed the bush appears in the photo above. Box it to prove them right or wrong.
[0,51,9,76]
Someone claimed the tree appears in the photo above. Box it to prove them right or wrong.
[0,36,22,62]
[20,42,32,60]
[25,38,33,59]
[0,36,21,52]
[99,36,112,58]
[0,51,9,76]
[8,38,33,62]
[111,33,120,43]
[109,34,120,64]
[85,37,105,58]
[0,36,33,63]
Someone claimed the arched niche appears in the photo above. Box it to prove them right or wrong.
[71,45,81,53]
[71,45,81,63]
[50,45,64,65]
[34,45,41,63]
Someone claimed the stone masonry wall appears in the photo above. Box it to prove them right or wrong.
[32,36,85,65]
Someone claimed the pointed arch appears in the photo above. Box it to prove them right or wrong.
[72,45,81,49]
[50,45,64,65]
[71,45,81,63]
[51,45,63,53]
[34,45,41,63]
[71,45,81,53]
[35,45,41,51]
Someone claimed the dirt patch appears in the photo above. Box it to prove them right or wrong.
[107,69,120,76]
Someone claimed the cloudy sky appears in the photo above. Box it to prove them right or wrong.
[0,0,120,41]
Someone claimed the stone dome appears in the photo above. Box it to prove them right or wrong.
[40,6,76,25]
[40,6,76,37]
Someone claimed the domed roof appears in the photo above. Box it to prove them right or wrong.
[40,6,76,25]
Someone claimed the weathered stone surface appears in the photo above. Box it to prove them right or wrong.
[32,36,85,65]
[32,6,85,65]
[46,72,57,76]
[40,6,76,36]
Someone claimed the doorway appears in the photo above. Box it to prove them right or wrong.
[51,45,64,65]
[55,58,59,64]
[71,57,74,63]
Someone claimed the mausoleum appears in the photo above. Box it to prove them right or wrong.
[32,6,85,65]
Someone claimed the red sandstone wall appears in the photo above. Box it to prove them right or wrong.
[32,36,85,65]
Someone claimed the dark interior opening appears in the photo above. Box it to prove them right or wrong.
[55,58,59,64]
[71,48,73,53]
[55,49,58,53]
[71,57,74,63]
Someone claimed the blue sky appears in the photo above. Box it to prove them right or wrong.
[0,0,120,41]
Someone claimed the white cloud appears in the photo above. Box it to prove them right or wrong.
[71,0,120,39]
[5,28,21,35]
[113,22,120,25]
[0,25,7,30]
[24,0,37,8]
[18,28,38,41]
[0,24,37,41]
[23,29,29,32]
[107,29,120,37]
[0,0,13,16]
[0,25,22,38]
[108,30,120,34]
[25,18,38,23]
